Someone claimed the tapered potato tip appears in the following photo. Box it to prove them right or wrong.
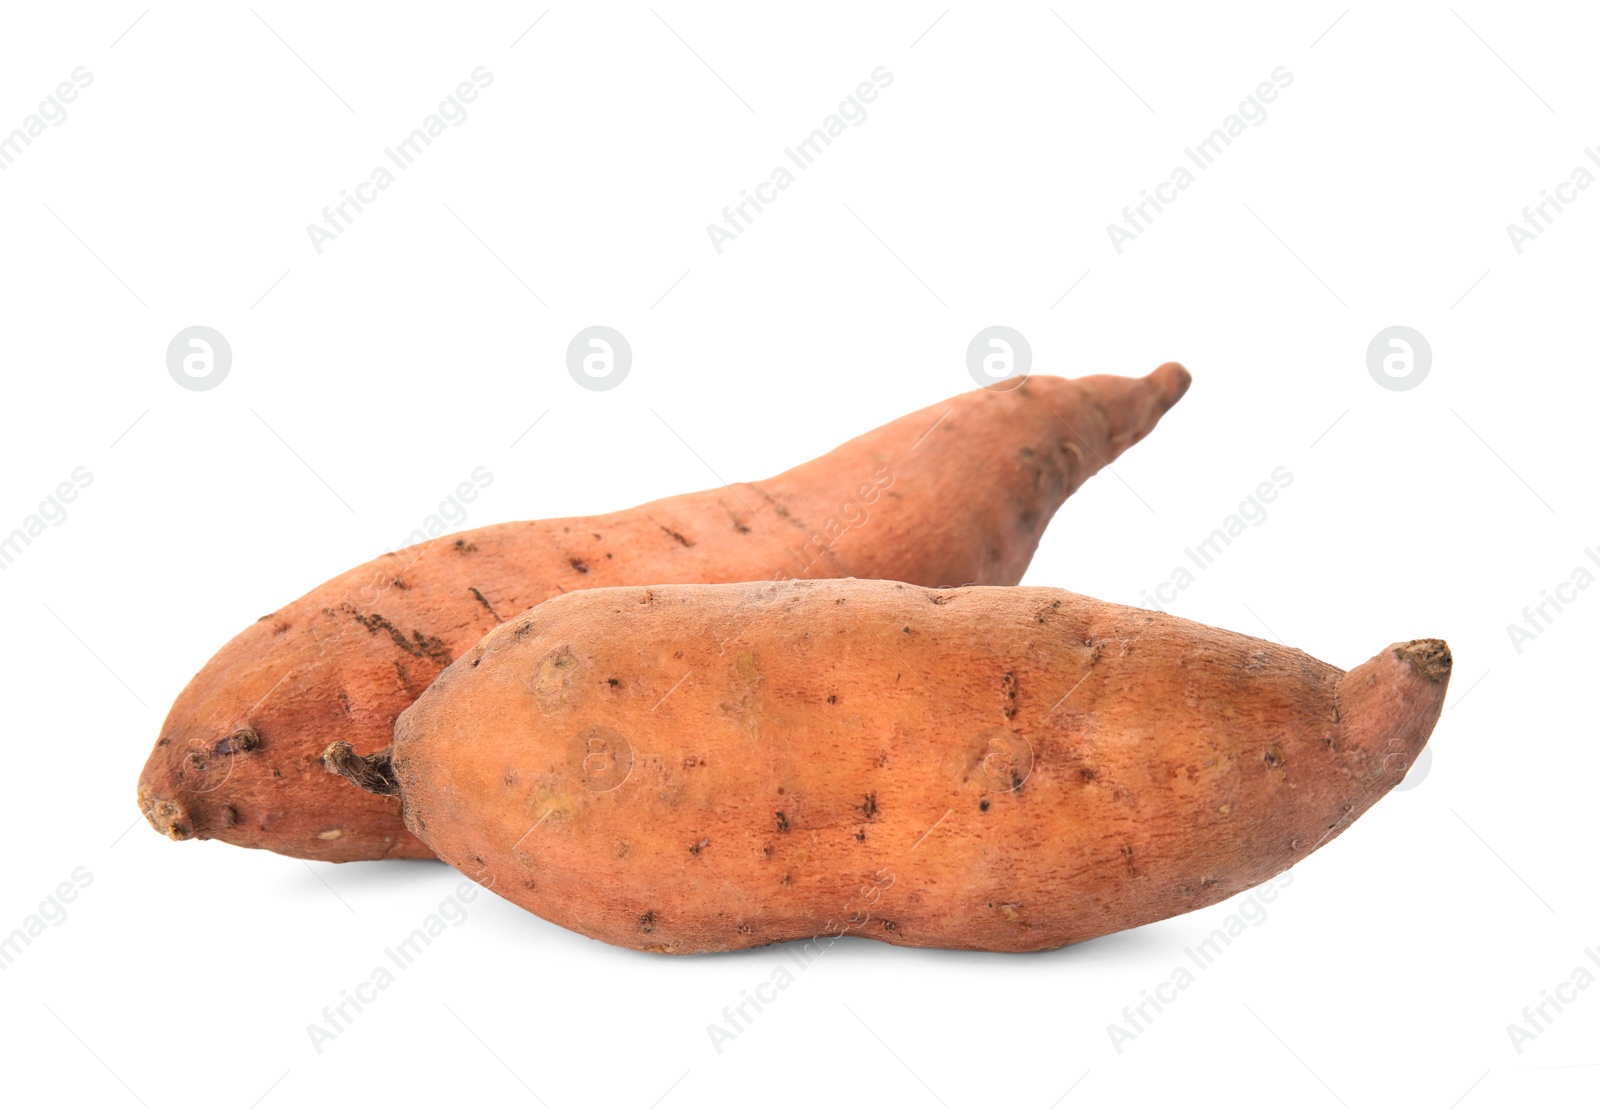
[1063,361,1192,463]
[1340,638,1452,787]
[137,782,192,841]
[1391,638,1453,684]
[1145,361,1192,412]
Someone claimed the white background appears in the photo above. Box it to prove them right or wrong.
[1,2,1594,1113]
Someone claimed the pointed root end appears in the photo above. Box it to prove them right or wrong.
[1146,361,1192,412]
[1391,638,1452,685]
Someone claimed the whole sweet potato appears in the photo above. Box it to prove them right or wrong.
[328,579,1450,953]
[140,365,1190,861]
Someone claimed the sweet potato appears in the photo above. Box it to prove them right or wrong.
[139,365,1190,861]
[327,579,1449,953]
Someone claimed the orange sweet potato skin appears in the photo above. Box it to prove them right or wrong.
[382,580,1449,953]
[138,366,1190,861]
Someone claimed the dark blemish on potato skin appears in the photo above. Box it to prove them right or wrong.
[1002,672,1018,720]
[826,694,838,704]
[661,526,694,547]
[859,793,876,818]
[639,912,655,932]
[980,800,990,812]
[222,805,239,826]
[454,538,476,553]
[214,727,259,756]
[469,587,503,622]
[348,609,452,665]
[855,830,866,842]
[570,558,590,574]
[775,811,790,833]
[608,678,621,688]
